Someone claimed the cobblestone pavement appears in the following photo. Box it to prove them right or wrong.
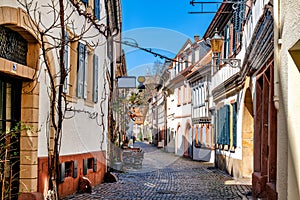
[63,142,252,200]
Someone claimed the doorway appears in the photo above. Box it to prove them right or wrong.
[0,74,22,199]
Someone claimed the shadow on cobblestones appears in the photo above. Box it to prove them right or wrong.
[62,142,251,200]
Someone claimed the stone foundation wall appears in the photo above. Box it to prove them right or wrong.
[122,148,144,170]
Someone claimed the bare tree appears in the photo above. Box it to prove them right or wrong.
[17,0,106,199]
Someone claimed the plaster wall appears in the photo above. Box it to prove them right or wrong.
[172,85,192,156]
[276,0,300,198]
[35,0,109,157]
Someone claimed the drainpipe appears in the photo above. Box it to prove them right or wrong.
[273,0,280,111]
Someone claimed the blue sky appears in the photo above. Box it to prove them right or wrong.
[121,0,217,76]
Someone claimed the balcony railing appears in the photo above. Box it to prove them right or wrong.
[211,65,240,91]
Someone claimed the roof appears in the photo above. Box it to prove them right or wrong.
[203,2,235,39]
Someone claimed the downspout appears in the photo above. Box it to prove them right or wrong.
[273,0,280,111]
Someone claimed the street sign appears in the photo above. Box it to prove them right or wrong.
[117,76,136,88]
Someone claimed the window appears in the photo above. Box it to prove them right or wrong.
[94,0,100,20]
[196,87,199,107]
[216,103,237,151]
[185,54,188,69]
[223,24,230,59]
[191,50,195,64]
[65,161,73,177]
[83,158,97,175]
[188,87,191,103]
[177,87,181,106]
[87,158,94,169]
[183,85,186,104]
[0,75,21,196]
[232,2,245,54]
[60,160,78,182]
[77,42,88,99]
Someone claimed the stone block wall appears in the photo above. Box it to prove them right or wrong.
[122,148,144,170]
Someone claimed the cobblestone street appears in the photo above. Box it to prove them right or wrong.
[64,142,251,200]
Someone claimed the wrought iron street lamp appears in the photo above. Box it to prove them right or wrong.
[210,29,241,69]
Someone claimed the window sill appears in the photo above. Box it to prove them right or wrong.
[84,99,95,107]
[65,95,78,103]
[194,145,214,150]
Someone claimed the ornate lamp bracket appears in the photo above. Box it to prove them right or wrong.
[219,58,241,68]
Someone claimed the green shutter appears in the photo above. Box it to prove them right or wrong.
[217,109,221,144]
[73,160,78,178]
[93,158,97,172]
[83,159,88,175]
[225,105,230,145]
[221,106,226,144]
[233,103,237,147]
[60,162,65,182]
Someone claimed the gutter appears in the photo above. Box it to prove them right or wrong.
[273,0,280,110]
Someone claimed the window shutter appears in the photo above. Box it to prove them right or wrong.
[94,0,100,20]
[83,159,88,175]
[82,0,88,6]
[63,32,69,93]
[77,42,85,98]
[84,46,88,99]
[217,109,221,144]
[202,125,206,146]
[93,54,99,103]
[60,162,65,182]
[214,112,217,146]
[221,107,225,145]
[93,158,97,172]
[225,105,230,145]
[73,160,78,178]
[232,103,237,147]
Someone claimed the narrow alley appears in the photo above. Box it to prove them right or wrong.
[64,142,251,200]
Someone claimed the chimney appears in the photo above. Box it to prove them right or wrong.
[194,35,200,42]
